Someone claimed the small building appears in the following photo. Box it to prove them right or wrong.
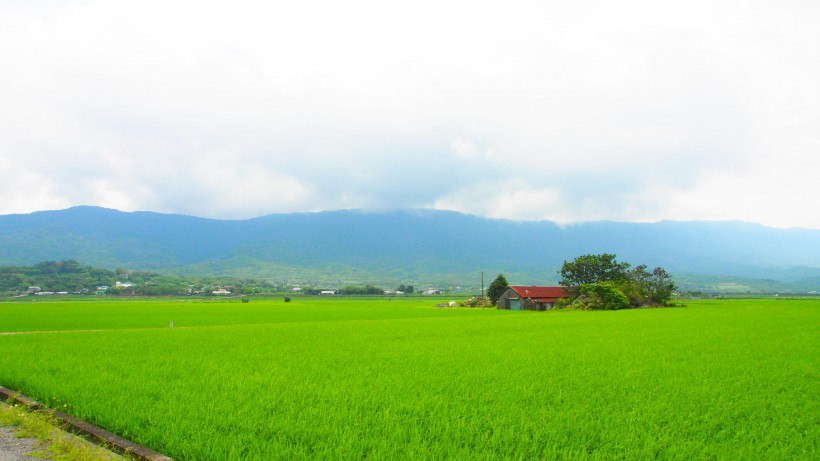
[497,286,568,311]
[212,288,232,295]
[422,289,441,295]
[319,290,337,295]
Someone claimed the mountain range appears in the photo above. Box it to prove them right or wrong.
[1,206,818,293]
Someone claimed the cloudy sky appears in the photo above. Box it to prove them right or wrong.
[1,0,818,228]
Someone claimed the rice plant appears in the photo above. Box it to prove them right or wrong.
[0,298,817,459]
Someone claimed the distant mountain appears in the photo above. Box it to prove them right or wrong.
[1,206,819,292]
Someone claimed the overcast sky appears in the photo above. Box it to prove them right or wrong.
[1,0,818,228]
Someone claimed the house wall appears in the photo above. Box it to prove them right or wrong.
[497,288,557,311]
[522,299,544,311]
[496,288,517,309]
[531,301,554,311]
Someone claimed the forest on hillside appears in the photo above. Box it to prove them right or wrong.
[0,260,276,296]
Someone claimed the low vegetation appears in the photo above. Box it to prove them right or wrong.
[1,400,123,460]
[0,297,816,460]
[559,253,677,309]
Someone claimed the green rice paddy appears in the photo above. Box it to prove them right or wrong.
[0,297,817,460]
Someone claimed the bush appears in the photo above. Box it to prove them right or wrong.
[462,297,487,308]
[284,296,291,303]
[575,283,630,310]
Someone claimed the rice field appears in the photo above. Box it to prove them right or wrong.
[0,297,817,460]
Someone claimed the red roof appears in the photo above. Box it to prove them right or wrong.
[508,286,568,302]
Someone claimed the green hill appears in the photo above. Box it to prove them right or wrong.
[1,206,818,291]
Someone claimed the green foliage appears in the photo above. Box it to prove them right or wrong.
[0,260,278,296]
[486,274,509,306]
[0,260,114,293]
[0,402,120,460]
[560,254,677,308]
[0,298,816,460]
[559,253,631,290]
[619,265,677,306]
[646,266,677,305]
[338,285,385,295]
[575,282,630,310]
[397,284,414,294]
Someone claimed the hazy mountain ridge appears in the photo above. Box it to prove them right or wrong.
[1,206,818,291]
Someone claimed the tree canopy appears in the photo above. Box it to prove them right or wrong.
[487,274,510,306]
[558,254,677,309]
[559,253,631,288]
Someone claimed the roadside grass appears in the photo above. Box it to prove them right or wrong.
[0,400,124,460]
[0,298,817,460]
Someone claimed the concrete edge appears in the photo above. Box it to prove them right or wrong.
[0,386,173,461]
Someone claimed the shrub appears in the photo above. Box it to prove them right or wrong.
[575,283,630,310]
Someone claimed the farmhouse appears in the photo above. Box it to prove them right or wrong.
[497,286,568,311]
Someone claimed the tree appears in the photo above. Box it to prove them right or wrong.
[622,264,677,306]
[557,254,677,309]
[623,264,651,307]
[646,267,676,306]
[559,254,631,293]
[486,274,510,306]
[575,282,630,310]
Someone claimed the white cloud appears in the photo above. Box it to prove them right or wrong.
[0,0,818,228]
[450,139,480,160]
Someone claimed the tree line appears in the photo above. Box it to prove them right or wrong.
[0,260,274,296]
[0,260,422,297]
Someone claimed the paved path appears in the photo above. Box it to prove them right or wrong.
[0,403,125,461]
[0,426,38,461]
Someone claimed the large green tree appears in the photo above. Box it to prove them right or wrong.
[559,253,631,291]
[559,254,676,309]
[486,274,510,306]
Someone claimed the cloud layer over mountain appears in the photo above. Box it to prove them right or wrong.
[2,1,818,228]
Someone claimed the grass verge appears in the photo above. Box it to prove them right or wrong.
[1,400,125,460]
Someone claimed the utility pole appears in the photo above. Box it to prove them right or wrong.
[481,271,485,305]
